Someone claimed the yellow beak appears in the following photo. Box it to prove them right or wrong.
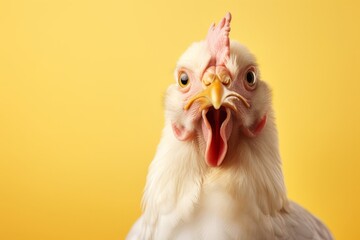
[184,77,224,110]
[207,78,224,109]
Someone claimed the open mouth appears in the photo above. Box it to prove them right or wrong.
[202,106,232,167]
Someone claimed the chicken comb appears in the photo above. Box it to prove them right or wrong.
[206,12,232,66]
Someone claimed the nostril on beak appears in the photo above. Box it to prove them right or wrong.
[222,76,231,86]
[203,80,211,87]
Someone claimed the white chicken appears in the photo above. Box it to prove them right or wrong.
[127,12,332,240]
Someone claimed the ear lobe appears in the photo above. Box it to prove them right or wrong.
[172,122,194,141]
[242,115,267,137]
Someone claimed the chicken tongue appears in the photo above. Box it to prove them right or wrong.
[202,107,232,167]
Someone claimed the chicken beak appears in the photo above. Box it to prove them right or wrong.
[208,78,223,110]
[184,77,224,110]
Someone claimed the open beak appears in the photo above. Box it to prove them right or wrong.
[183,76,250,167]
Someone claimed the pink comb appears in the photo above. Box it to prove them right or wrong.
[206,12,232,66]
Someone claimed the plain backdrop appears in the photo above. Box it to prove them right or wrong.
[0,0,359,239]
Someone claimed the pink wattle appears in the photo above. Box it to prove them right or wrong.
[202,107,232,167]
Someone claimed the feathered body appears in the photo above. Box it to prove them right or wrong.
[127,13,332,240]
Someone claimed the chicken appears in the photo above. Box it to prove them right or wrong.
[127,13,332,240]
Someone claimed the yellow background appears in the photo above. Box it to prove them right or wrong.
[0,0,359,239]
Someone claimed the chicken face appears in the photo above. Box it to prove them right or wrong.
[166,13,271,167]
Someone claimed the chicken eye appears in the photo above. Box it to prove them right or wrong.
[245,70,257,88]
[179,72,189,87]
